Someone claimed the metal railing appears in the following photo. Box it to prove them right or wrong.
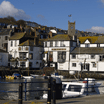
[0,78,104,104]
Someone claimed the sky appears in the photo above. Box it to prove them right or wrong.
[0,0,104,33]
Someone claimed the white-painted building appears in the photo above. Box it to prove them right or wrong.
[18,40,43,69]
[43,34,77,71]
[8,32,43,69]
[70,36,104,72]
[0,49,8,66]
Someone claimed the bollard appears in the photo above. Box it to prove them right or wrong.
[52,79,56,104]
[47,77,51,104]
[18,83,23,104]
[24,79,27,101]
[86,78,89,96]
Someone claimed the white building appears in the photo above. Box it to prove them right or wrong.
[8,32,43,69]
[18,39,43,69]
[43,34,77,72]
[70,36,104,72]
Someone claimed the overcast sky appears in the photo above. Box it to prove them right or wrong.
[0,0,104,33]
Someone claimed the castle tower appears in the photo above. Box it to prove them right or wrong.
[68,21,75,36]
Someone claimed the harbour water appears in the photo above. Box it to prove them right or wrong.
[0,78,48,100]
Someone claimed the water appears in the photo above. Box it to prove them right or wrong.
[0,78,48,100]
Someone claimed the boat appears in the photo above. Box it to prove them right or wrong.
[22,76,33,79]
[12,73,21,79]
[42,78,102,99]
[51,72,65,79]
[5,75,14,80]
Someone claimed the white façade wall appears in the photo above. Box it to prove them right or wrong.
[100,44,104,47]
[70,54,99,72]
[8,40,19,58]
[58,62,69,70]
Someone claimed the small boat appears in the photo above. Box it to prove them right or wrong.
[43,78,102,99]
[12,73,21,79]
[51,73,65,79]
[22,76,33,79]
[5,75,14,80]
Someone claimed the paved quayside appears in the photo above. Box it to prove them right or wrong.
[1,94,104,104]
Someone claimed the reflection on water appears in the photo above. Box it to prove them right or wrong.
[0,78,48,100]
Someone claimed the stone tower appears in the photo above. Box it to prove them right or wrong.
[68,21,75,36]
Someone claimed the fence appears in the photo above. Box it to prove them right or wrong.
[0,78,104,104]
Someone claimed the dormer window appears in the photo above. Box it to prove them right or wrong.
[91,54,95,59]
[85,44,89,47]
[72,54,76,59]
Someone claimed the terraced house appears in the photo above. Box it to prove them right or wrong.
[8,32,43,69]
[70,36,104,73]
[43,34,77,73]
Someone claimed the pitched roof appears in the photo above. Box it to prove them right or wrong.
[0,29,13,35]
[79,36,104,44]
[19,40,34,46]
[47,34,72,41]
[71,47,104,54]
[9,32,25,40]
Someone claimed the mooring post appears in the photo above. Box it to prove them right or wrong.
[25,79,27,101]
[47,77,51,104]
[18,83,23,104]
[52,79,56,104]
[86,78,89,96]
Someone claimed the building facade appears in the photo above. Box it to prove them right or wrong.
[43,34,77,72]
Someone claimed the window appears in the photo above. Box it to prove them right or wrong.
[55,41,58,47]
[15,41,17,47]
[85,44,89,47]
[99,55,104,61]
[72,54,76,59]
[29,53,33,59]
[72,63,76,67]
[60,41,65,47]
[91,55,95,59]
[29,62,32,68]
[20,62,25,68]
[50,41,53,47]
[5,36,8,40]
[58,51,66,63]
[45,42,47,47]
[30,47,33,51]
[92,62,96,67]
[11,41,13,47]
[49,52,53,62]
[20,53,26,59]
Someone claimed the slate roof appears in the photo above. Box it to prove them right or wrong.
[71,47,104,54]
[9,32,25,40]
[0,29,13,35]
[47,34,72,41]
[19,40,34,46]
[79,36,104,44]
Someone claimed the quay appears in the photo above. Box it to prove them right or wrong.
[1,94,104,104]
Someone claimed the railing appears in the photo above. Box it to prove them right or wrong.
[0,78,104,104]
[0,77,57,104]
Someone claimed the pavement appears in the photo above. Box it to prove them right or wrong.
[1,94,104,104]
